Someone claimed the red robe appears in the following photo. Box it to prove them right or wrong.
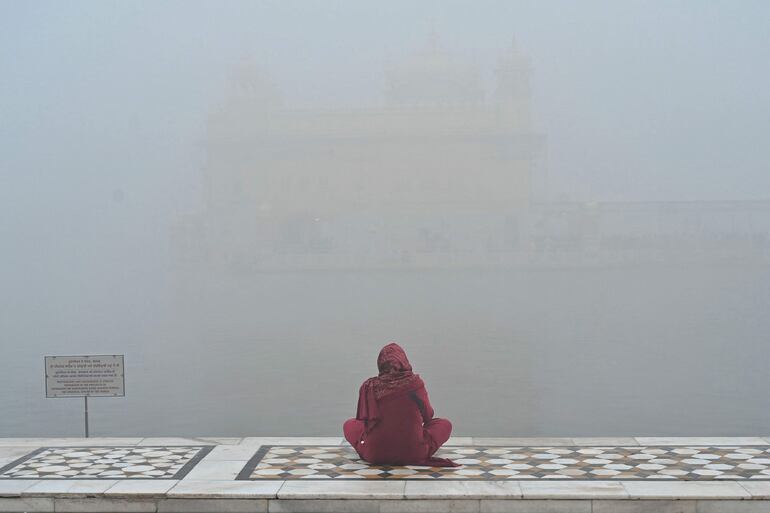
[344,342,458,467]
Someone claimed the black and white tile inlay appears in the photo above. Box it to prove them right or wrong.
[237,445,770,480]
[0,446,213,479]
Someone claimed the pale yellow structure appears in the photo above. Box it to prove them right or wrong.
[184,39,542,269]
[176,39,770,270]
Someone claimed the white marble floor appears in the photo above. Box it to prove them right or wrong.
[0,437,769,513]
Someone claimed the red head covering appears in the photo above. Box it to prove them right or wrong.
[377,342,412,373]
[374,342,421,397]
[357,342,423,433]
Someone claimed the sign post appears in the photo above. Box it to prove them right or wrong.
[44,355,125,437]
[84,396,89,438]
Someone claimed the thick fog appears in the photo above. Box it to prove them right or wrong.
[1,0,769,437]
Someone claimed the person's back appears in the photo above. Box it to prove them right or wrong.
[342,342,457,467]
[361,378,425,464]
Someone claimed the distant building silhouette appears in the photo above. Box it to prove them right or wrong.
[173,39,770,270]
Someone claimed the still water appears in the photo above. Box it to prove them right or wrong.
[2,265,769,437]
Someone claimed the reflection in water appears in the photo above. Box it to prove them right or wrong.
[3,266,769,437]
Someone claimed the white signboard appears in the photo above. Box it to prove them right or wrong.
[45,355,125,398]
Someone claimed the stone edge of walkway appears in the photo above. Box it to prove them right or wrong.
[1,436,769,446]
[1,479,769,499]
[2,497,770,513]
[2,436,770,512]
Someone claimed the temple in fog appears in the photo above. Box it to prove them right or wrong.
[174,38,770,270]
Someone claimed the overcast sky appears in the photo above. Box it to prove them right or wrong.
[2,0,769,211]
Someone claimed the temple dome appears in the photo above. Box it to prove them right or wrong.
[384,34,484,106]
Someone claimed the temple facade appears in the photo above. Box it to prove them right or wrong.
[174,39,542,270]
[174,40,769,270]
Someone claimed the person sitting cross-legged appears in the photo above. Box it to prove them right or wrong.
[343,342,458,467]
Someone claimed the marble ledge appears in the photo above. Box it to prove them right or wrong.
[268,498,380,513]
[0,437,143,447]
[403,481,522,499]
[158,498,267,513]
[276,480,406,500]
[203,443,264,461]
[3,436,769,448]
[0,480,40,497]
[0,497,54,513]
[103,479,180,497]
[621,481,752,499]
[166,480,283,498]
[520,481,628,499]
[0,497,770,513]
[181,460,247,481]
[53,497,157,512]
[0,447,42,460]
[738,481,770,500]
[6,480,770,501]
[21,479,118,497]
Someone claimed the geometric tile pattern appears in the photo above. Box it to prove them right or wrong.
[236,445,770,481]
[0,446,213,479]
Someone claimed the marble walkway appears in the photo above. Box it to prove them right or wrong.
[1,437,769,512]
